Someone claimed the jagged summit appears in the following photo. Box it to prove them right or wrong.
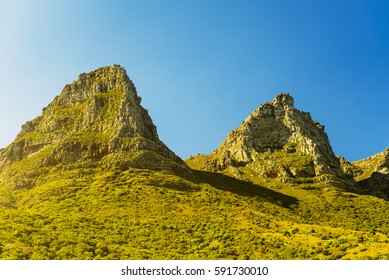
[20,64,159,141]
[0,65,188,189]
[187,93,346,182]
[268,92,295,109]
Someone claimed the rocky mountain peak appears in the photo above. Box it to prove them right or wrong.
[270,93,294,109]
[61,64,136,104]
[187,93,346,182]
[0,65,188,189]
[18,64,159,142]
[248,93,294,122]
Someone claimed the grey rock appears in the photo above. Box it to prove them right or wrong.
[0,65,189,190]
[188,93,346,182]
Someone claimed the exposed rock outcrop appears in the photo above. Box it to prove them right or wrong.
[353,148,389,176]
[187,93,346,183]
[0,65,188,189]
[349,148,389,199]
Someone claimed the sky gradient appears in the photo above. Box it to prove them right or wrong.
[1,0,388,161]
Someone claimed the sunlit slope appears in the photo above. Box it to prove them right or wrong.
[1,167,389,259]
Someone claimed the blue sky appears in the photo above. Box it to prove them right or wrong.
[1,0,388,161]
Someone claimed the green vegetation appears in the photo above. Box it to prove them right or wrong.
[1,164,389,260]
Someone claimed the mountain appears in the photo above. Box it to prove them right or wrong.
[0,65,188,193]
[1,66,389,260]
[186,93,347,184]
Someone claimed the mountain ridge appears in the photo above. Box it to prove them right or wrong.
[1,64,388,200]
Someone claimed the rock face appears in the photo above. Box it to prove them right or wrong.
[345,148,389,199]
[187,93,346,182]
[353,148,389,176]
[0,65,188,189]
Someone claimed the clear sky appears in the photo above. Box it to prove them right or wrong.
[1,0,388,162]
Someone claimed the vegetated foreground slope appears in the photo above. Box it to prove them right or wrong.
[1,65,389,260]
[1,167,389,260]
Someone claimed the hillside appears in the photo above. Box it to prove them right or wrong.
[1,66,389,260]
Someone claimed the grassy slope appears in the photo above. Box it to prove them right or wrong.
[1,163,389,260]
